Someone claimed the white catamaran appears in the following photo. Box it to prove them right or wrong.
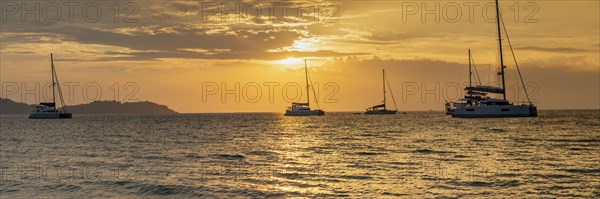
[29,54,72,119]
[365,69,398,114]
[284,60,325,116]
[445,0,537,118]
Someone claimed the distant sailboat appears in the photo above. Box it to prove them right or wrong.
[284,60,325,116]
[29,54,72,119]
[365,69,397,114]
[445,0,537,118]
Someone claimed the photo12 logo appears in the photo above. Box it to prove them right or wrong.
[0,1,140,23]
[1,81,140,104]
[400,81,539,103]
[201,81,339,104]
[0,161,141,184]
[201,1,340,23]
[401,1,539,23]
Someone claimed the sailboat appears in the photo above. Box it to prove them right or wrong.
[445,0,537,118]
[29,54,72,119]
[445,49,486,115]
[284,60,325,116]
[365,69,398,114]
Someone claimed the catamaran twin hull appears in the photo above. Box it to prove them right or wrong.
[29,112,73,119]
[449,105,537,118]
[284,110,325,116]
[365,110,397,115]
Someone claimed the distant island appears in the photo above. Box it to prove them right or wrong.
[0,98,177,114]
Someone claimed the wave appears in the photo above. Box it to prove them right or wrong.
[210,154,246,160]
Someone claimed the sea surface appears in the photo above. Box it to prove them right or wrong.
[1,110,599,198]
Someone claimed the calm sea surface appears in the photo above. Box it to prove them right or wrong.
[1,110,599,198]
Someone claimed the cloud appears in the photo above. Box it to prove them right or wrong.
[2,23,366,61]
[0,1,366,61]
[82,50,367,61]
[516,46,595,53]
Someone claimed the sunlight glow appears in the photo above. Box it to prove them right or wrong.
[284,38,318,52]
[276,58,304,65]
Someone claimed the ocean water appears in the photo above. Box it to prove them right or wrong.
[1,110,599,198]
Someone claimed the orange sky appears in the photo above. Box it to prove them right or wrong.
[1,0,598,112]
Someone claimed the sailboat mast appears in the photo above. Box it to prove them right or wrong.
[468,49,472,88]
[304,59,310,106]
[495,0,507,100]
[382,69,386,109]
[51,53,56,106]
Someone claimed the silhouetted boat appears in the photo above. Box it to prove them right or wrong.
[284,60,325,116]
[445,0,537,118]
[366,69,397,114]
[29,54,72,119]
[445,49,513,116]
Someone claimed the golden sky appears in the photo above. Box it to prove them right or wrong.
[1,0,598,112]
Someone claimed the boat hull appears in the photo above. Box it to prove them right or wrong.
[284,110,325,116]
[450,105,537,118]
[365,110,397,115]
[59,113,73,118]
[29,112,72,119]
